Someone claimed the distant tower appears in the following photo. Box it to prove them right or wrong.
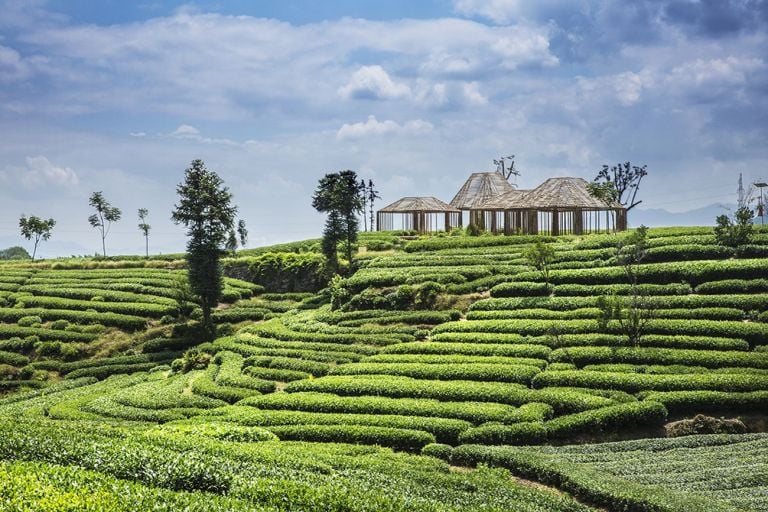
[737,173,746,209]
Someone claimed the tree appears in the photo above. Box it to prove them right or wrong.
[596,225,652,347]
[171,160,237,339]
[523,240,555,285]
[88,191,122,257]
[587,161,648,211]
[312,170,364,275]
[714,207,753,247]
[237,219,248,248]
[615,225,649,286]
[225,219,248,256]
[138,208,151,258]
[0,246,31,260]
[360,179,368,232]
[494,155,520,182]
[18,215,55,260]
[367,179,380,232]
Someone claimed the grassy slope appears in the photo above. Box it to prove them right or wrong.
[0,226,767,510]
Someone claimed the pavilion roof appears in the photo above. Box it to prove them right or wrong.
[378,196,460,213]
[476,177,624,210]
[450,172,516,210]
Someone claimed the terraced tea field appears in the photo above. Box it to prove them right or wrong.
[0,226,767,511]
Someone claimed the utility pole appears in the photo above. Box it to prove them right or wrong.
[755,181,767,226]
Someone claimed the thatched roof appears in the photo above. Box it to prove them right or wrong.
[450,172,516,210]
[475,177,624,210]
[476,189,531,210]
[519,177,623,209]
[379,196,460,213]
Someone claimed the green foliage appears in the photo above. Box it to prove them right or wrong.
[665,414,746,437]
[590,161,648,210]
[523,240,555,284]
[18,215,55,260]
[225,252,327,292]
[171,160,238,339]
[0,246,31,260]
[88,191,122,257]
[465,223,484,236]
[171,349,212,373]
[312,170,364,275]
[714,206,754,247]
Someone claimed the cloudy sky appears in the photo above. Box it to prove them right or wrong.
[1,0,766,257]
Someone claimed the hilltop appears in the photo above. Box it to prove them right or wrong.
[0,226,767,511]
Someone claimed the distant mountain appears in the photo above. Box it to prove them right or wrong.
[629,203,768,228]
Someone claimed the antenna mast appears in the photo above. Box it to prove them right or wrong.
[738,173,746,209]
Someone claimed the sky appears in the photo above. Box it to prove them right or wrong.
[0,0,767,258]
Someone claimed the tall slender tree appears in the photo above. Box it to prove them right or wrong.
[225,219,248,256]
[88,191,122,257]
[312,170,364,274]
[367,179,380,232]
[138,208,151,258]
[18,215,55,260]
[171,160,237,339]
[360,179,368,232]
[237,219,248,248]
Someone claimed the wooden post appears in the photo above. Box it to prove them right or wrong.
[574,209,583,235]
[551,209,560,236]
[527,210,538,234]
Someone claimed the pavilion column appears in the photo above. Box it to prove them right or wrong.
[551,209,560,236]
[573,208,584,235]
[617,209,627,231]
[527,210,538,235]
[491,211,498,234]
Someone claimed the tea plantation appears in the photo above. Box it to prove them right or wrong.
[0,226,767,511]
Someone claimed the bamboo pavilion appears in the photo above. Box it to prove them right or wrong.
[472,177,627,235]
[376,196,462,233]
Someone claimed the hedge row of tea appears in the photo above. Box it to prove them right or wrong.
[0,378,592,512]
[0,263,262,388]
[311,226,768,446]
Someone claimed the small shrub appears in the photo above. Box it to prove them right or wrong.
[665,414,747,437]
[172,349,212,373]
[36,341,62,356]
[466,223,483,236]
[49,319,70,330]
[17,316,42,328]
[421,443,453,461]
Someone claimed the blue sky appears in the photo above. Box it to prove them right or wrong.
[1,0,767,257]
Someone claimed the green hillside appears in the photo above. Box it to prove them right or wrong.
[0,226,767,511]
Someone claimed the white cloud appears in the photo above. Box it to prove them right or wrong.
[453,0,522,24]
[336,115,433,140]
[167,124,237,145]
[7,13,558,118]
[463,82,488,106]
[0,44,30,82]
[413,80,488,108]
[491,27,558,68]
[338,65,411,100]
[578,69,654,106]
[129,131,146,137]
[5,155,79,188]
[669,56,763,86]
[171,124,200,137]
